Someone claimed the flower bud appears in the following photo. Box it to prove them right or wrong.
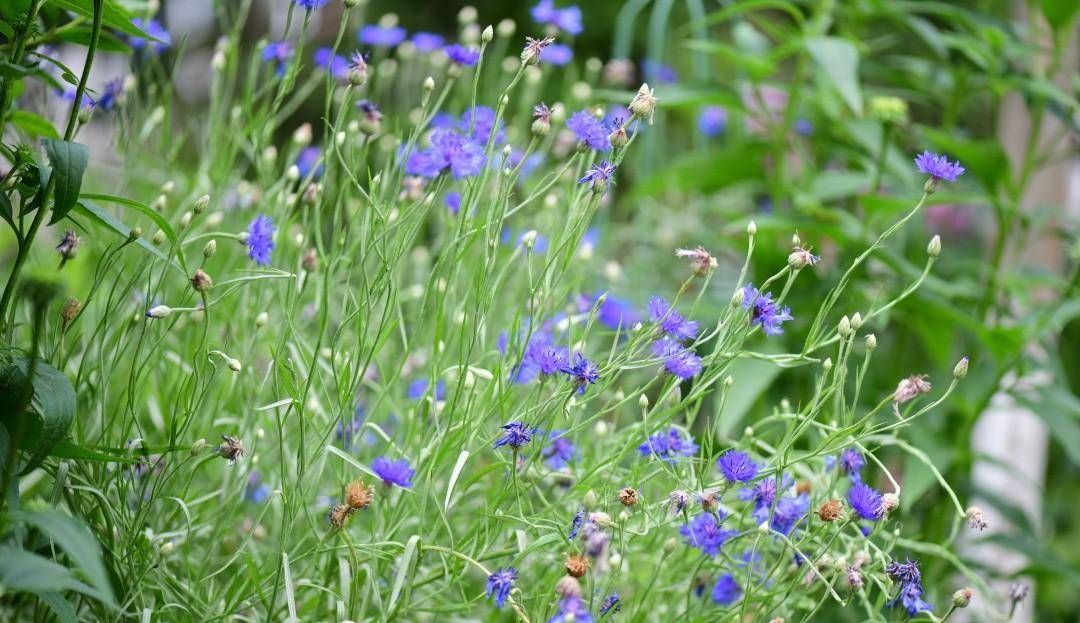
[128,227,142,241]
[838,315,852,337]
[179,211,193,229]
[952,587,973,608]
[227,358,242,372]
[152,230,166,245]
[203,239,217,258]
[881,492,900,515]
[191,438,206,455]
[608,124,628,149]
[255,312,269,327]
[953,356,969,379]
[851,312,863,330]
[583,490,597,509]
[60,297,81,324]
[190,269,213,292]
[747,220,757,236]
[663,537,677,553]
[638,393,649,409]
[927,234,941,258]
[628,83,657,122]
[193,194,210,214]
[153,194,167,212]
[965,505,987,530]
[823,358,833,372]
[865,334,877,351]
[146,305,172,318]
[303,248,318,272]
[481,25,493,43]
[731,288,745,308]
[292,123,312,146]
[555,575,582,598]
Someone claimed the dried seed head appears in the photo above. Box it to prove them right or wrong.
[564,553,590,578]
[788,246,821,269]
[217,435,245,463]
[60,297,81,324]
[698,490,720,513]
[846,566,864,590]
[893,375,932,403]
[796,479,811,495]
[881,492,900,515]
[328,504,353,529]
[1009,583,1029,603]
[56,230,80,260]
[554,575,582,598]
[521,36,555,66]
[617,487,639,507]
[675,246,718,277]
[817,499,843,522]
[190,269,213,292]
[965,506,987,531]
[628,83,658,122]
[345,479,374,510]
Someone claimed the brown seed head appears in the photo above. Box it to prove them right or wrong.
[345,479,374,510]
[564,553,590,578]
[328,504,353,529]
[60,297,81,323]
[217,435,245,463]
[618,487,639,507]
[191,269,213,292]
[817,499,843,522]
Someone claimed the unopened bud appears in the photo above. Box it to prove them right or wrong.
[583,490,597,510]
[731,288,745,308]
[952,587,972,608]
[303,248,318,272]
[953,356,968,379]
[293,123,312,146]
[191,438,206,455]
[193,194,210,214]
[838,315,852,337]
[481,25,493,43]
[146,305,172,318]
[153,194,167,212]
[190,269,213,292]
[747,220,757,236]
[60,297,81,323]
[227,358,242,372]
[255,312,269,327]
[638,394,649,409]
[865,334,877,351]
[927,234,941,258]
[152,230,166,245]
[179,211,193,229]
[823,358,833,372]
[203,239,217,258]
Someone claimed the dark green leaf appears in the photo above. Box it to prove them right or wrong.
[10,110,60,139]
[46,0,149,38]
[0,347,76,473]
[0,190,15,235]
[80,193,177,244]
[12,511,115,607]
[48,438,139,463]
[42,138,90,225]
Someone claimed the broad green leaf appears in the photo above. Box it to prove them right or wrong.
[42,138,90,225]
[1041,0,1079,31]
[0,347,76,472]
[10,110,60,139]
[73,202,183,274]
[805,37,862,115]
[47,0,148,38]
[12,511,115,606]
[0,546,110,604]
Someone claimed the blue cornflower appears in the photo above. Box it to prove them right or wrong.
[296,146,323,179]
[314,47,348,81]
[698,105,727,137]
[567,110,611,151]
[129,19,171,53]
[680,512,736,557]
[445,192,462,214]
[741,285,793,336]
[642,59,678,84]
[245,471,270,503]
[407,379,447,401]
[548,595,593,623]
[651,337,703,380]
[638,428,698,463]
[600,593,621,615]
[838,447,865,481]
[485,567,517,608]
[711,574,742,606]
[494,422,538,450]
[647,297,699,341]
[336,402,367,449]
[914,151,964,182]
[886,560,933,617]
[461,105,506,145]
[262,41,294,76]
[444,44,481,66]
[769,494,810,535]
[247,215,275,266]
[543,431,577,469]
[405,130,486,179]
[717,450,759,483]
[506,329,556,385]
[568,508,586,539]
[534,346,568,376]
[738,477,779,515]
[540,44,574,66]
[371,456,414,488]
[577,292,641,331]
[531,1,584,36]
[358,25,406,47]
[411,32,444,52]
[578,161,617,193]
[91,78,124,112]
[294,0,328,10]
[849,482,884,521]
[561,353,600,394]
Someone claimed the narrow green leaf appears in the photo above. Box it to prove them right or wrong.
[388,535,420,616]
[0,190,15,235]
[80,193,177,244]
[12,511,116,607]
[73,202,183,274]
[39,592,78,623]
[10,110,60,139]
[42,138,90,225]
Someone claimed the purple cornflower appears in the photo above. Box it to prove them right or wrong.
[129,19,171,53]
[542,431,578,469]
[566,110,611,151]
[460,105,506,146]
[561,353,600,394]
[245,471,270,503]
[741,285,793,336]
[485,567,517,608]
[531,1,584,36]
[738,477,779,515]
[600,593,621,615]
[411,32,444,52]
[294,0,328,10]
[296,146,323,179]
[886,560,933,616]
[405,130,486,179]
[794,118,814,136]
[371,456,414,488]
[717,450,759,483]
[769,494,810,535]
[838,447,866,482]
[639,428,698,463]
[92,78,124,112]
[262,41,294,76]
[651,338,703,380]
[358,25,406,48]
[568,508,586,539]
[914,151,965,182]
[336,403,367,449]
[540,44,574,66]
[578,161,617,193]
[444,44,481,66]
[849,482,884,521]
[315,47,348,81]
[494,422,538,450]
[534,346,569,376]
[647,297,699,341]
[549,595,593,623]
[445,192,462,214]
[407,379,447,401]
[246,215,275,266]
[698,105,727,137]
[711,574,741,606]
[577,292,641,330]
[680,512,736,557]
[642,59,678,84]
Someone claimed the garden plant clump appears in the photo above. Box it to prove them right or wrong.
[0,1,1078,622]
